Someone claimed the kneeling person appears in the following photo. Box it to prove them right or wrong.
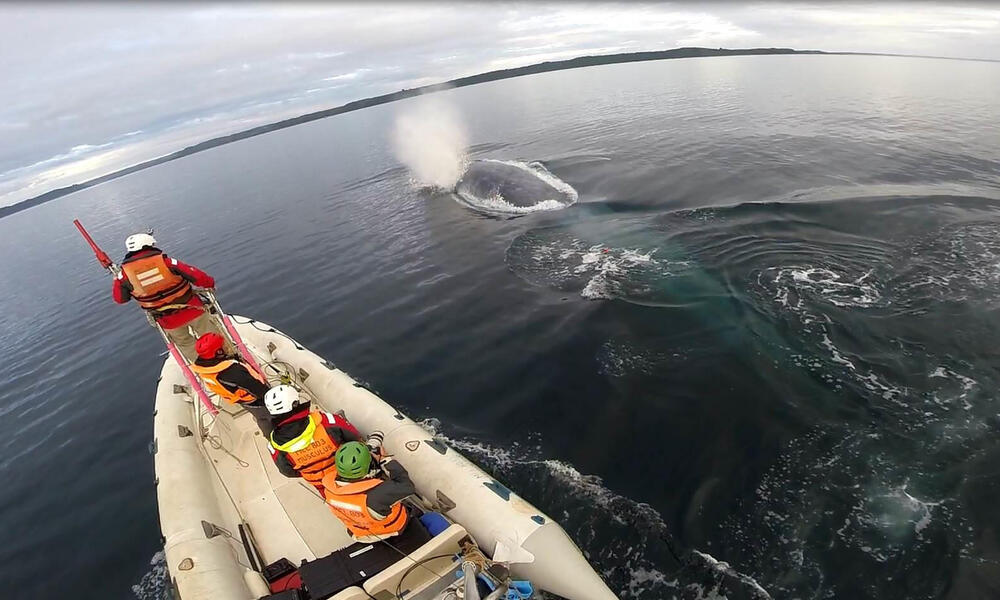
[191,333,269,406]
[323,442,416,542]
[267,385,361,492]
[191,332,271,432]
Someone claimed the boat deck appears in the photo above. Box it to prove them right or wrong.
[201,403,356,566]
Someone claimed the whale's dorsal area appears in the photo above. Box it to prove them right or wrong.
[454,159,577,214]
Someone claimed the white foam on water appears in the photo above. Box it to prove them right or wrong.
[898,485,941,535]
[765,265,883,309]
[929,366,977,411]
[897,222,1000,304]
[948,223,1000,290]
[508,231,688,303]
[456,192,568,215]
[131,550,168,600]
[577,247,660,299]
[755,264,908,405]
[691,551,773,599]
[597,340,672,377]
[573,244,677,301]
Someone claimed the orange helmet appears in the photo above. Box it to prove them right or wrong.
[195,332,225,359]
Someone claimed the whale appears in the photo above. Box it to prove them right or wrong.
[453,159,577,214]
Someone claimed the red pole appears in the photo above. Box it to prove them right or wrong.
[159,326,219,416]
[206,291,266,379]
[73,219,114,271]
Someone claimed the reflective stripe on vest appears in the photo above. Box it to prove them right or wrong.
[325,478,408,540]
[121,253,192,310]
[270,412,339,487]
[189,359,265,404]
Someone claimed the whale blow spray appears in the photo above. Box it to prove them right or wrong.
[392,95,468,189]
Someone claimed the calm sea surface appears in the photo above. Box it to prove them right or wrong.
[1,55,1000,599]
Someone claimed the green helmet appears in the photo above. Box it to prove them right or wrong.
[336,442,372,480]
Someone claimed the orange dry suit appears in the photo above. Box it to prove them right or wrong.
[269,410,359,490]
[190,358,267,405]
[324,477,410,542]
[120,252,193,310]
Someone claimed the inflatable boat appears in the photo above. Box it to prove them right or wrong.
[153,315,620,600]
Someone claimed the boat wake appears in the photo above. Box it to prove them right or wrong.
[419,419,772,600]
[132,551,169,600]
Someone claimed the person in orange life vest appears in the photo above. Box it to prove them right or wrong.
[321,441,416,541]
[191,332,272,432]
[112,232,228,359]
[265,385,362,492]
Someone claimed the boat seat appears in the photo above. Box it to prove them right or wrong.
[362,524,470,600]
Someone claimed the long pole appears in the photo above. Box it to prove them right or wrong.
[73,219,114,271]
[205,291,266,380]
[155,322,219,416]
[73,219,219,417]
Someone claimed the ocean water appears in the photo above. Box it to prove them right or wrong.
[1,54,999,599]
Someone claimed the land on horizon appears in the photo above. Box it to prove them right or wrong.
[2,45,991,219]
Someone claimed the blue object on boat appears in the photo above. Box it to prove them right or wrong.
[469,572,534,600]
[506,580,533,599]
[419,512,450,536]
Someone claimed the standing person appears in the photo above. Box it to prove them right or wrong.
[322,441,416,542]
[112,232,228,359]
[191,332,271,432]
[266,385,363,492]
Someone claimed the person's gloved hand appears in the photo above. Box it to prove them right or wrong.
[366,431,385,457]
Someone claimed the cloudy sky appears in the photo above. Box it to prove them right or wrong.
[2,2,999,208]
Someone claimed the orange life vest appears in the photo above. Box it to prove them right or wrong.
[121,253,193,310]
[190,359,266,404]
[324,478,409,541]
[270,411,340,489]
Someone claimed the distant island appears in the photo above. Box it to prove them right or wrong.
[1,46,985,218]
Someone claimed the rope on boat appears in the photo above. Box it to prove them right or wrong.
[207,433,250,468]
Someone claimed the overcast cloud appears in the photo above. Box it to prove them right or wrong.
[2,2,999,208]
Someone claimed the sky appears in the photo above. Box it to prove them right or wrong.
[2,2,1000,208]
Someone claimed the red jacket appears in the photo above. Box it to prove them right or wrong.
[112,248,215,330]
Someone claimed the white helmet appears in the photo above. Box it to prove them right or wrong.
[125,233,157,252]
[264,385,299,415]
